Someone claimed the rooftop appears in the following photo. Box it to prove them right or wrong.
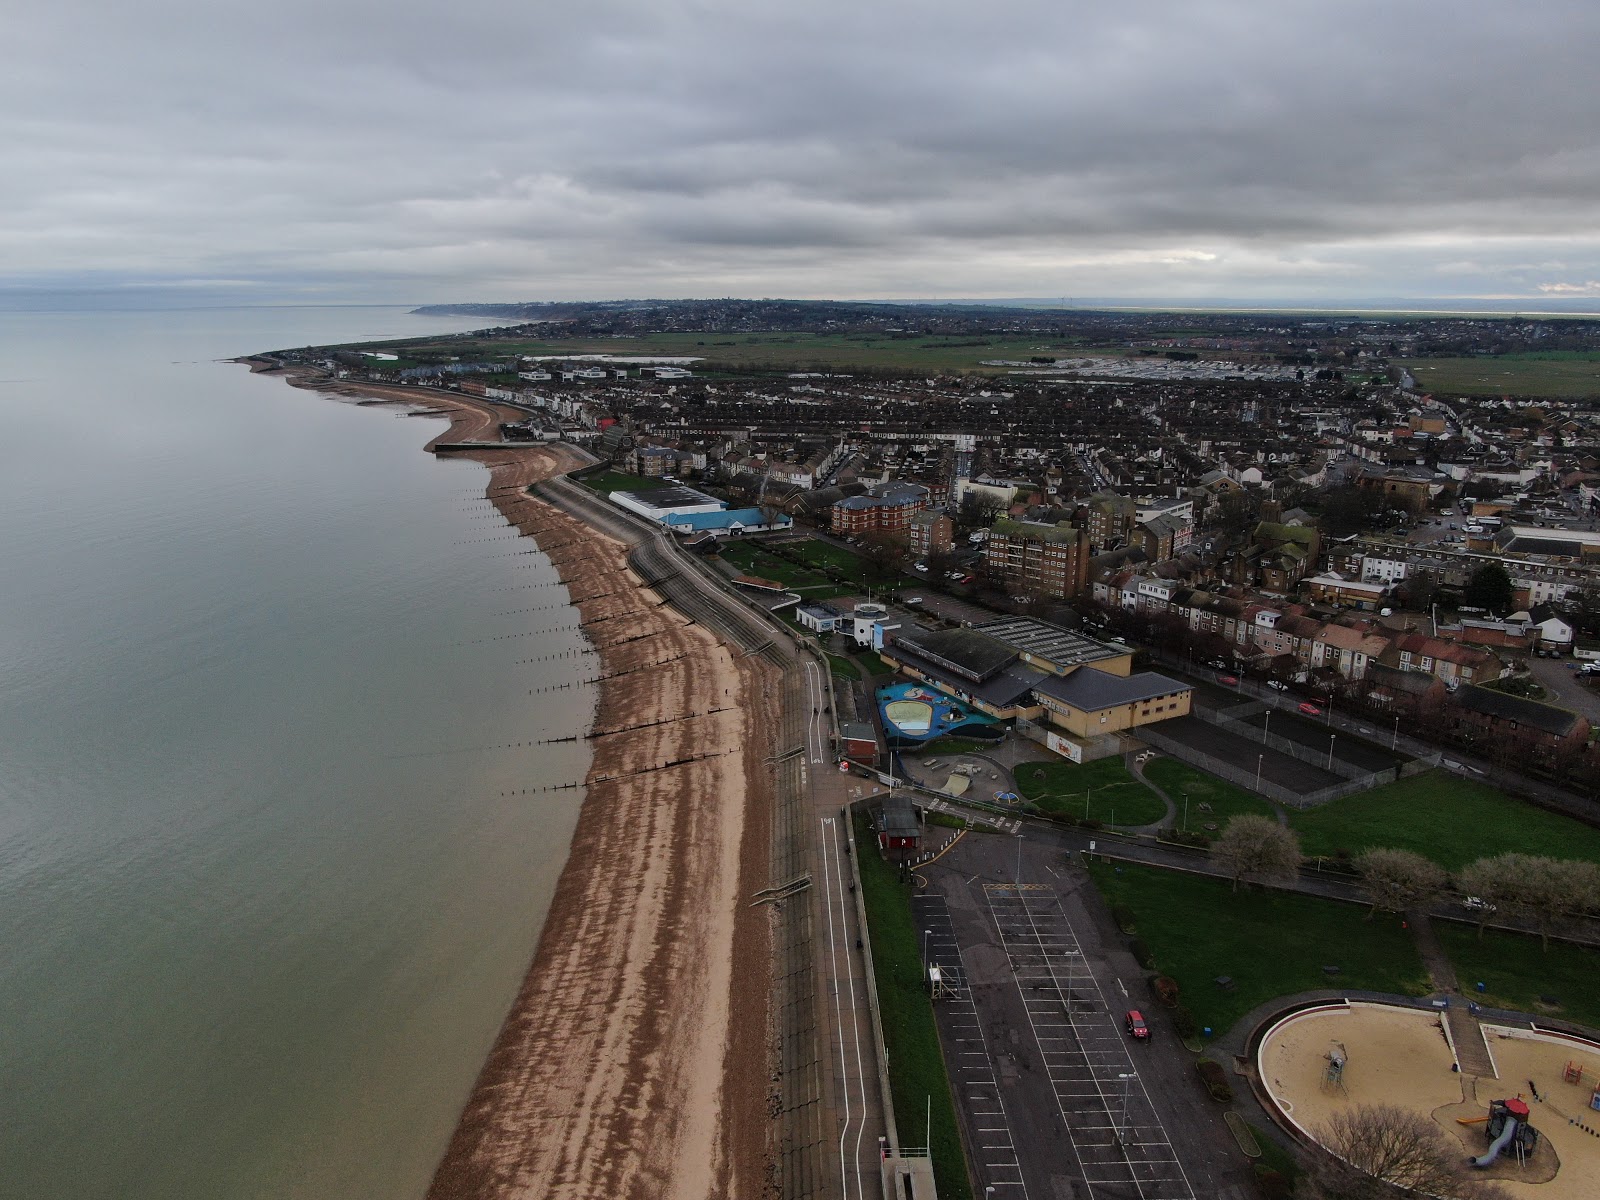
[973,616,1127,670]
[990,517,1080,544]
[890,627,1018,683]
[1034,669,1189,713]
[631,484,723,510]
[1454,684,1586,738]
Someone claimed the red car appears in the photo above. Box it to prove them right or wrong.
[1298,702,1323,716]
[1125,1010,1150,1040]
[1216,674,1239,686]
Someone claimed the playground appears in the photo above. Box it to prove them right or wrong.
[1258,1001,1600,1198]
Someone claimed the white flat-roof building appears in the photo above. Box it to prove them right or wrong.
[610,485,724,523]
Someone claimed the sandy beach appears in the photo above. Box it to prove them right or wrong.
[248,361,776,1199]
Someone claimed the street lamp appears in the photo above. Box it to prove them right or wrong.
[1392,714,1401,751]
[923,928,931,968]
[1182,792,1189,832]
[1116,1072,1138,1144]
[1328,733,1337,770]
[1255,753,1264,791]
[1262,707,1272,746]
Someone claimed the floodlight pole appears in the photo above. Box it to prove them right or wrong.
[1116,1072,1137,1144]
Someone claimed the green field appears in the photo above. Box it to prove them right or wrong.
[854,813,972,1199]
[1435,922,1600,1030]
[1399,353,1600,398]
[826,653,862,680]
[1088,860,1429,1035]
[1015,757,1166,826]
[717,537,885,595]
[1287,770,1600,872]
[386,330,1111,375]
[579,469,660,494]
[1141,760,1279,832]
[716,541,850,596]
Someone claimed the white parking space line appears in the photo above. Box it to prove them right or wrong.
[984,886,1196,1200]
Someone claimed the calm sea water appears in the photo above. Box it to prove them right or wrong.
[0,307,592,1199]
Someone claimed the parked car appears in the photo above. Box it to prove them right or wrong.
[1125,1010,1150,1040]
[1217,674,1239,686]
[1462,896,1497,913]
[1298,702,1323,716]
[1267,680,1289,691]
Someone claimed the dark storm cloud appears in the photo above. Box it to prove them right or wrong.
[4,0,1599,300]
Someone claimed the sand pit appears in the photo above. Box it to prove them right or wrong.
[1259,1002,1600,1199]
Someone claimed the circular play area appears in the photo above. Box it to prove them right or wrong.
[1257,1001,1600,1198]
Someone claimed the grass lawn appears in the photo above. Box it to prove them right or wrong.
[579,469,660,494]
[1399,353,1600,399]
[1436,921,1600,1031]
[826,653,861,680]
[1142,759,1279,832]
[1287,770,1600,872]
[717,542,835,589]
[856,650,893,677]
[854,813,972,1200]
[1087,860,1430,1035]
[1016,758,1166,826]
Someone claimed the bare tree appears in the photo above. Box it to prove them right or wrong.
[1211,815,1301,892]
[858,530,909,583]
[1300,1104,1514,1200]
[1457,853,1535,939]
[1354,848,1447,919]
[957,489,1005,531]
[1518,858,1600,951]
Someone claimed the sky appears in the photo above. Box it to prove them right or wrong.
[5,0,1600,306]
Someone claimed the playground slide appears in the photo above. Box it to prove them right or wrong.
[1471,1119,1518,1169]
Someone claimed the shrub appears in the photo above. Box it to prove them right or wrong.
[1153,976,1180,1007]
[1197,1058,1234,1103]
[1128,937,1154,969]
[1172,1004,1199,1039]
[1112,904,1138,934]
[1253,1167,1291,1200]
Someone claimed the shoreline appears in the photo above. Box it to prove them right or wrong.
[243,359,775,1199]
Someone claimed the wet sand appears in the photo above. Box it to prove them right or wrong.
[247,361,776,1199]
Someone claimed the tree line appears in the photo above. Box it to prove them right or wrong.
[1210,817,1600,950]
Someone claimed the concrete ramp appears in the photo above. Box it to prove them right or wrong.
[1445,1005,1498,1079]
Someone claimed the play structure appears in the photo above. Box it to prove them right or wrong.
[1322,1041,1347,1092]
[1468,1098,1539,1169]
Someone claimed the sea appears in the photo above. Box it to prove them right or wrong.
[0,306,593,1199]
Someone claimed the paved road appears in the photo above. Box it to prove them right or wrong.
[1527,657,1600,724]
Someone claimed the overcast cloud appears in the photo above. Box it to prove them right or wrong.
[5,0,1599,303]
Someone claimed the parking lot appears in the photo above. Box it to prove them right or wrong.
[916,833,1254,1200]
